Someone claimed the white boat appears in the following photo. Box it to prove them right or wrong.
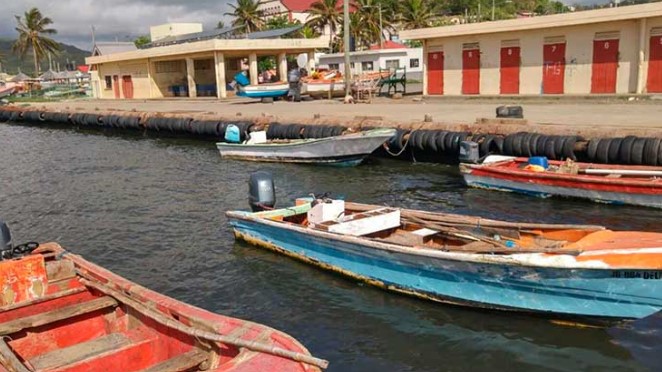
[304,80,346,98]
[237,82,289,99]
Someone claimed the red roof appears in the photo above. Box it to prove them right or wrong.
[369,40,407,50]
[281,0,348,12]
[77,65,90,73]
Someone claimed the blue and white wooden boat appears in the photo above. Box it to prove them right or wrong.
[237,83,289,99]
[217,128,396,166]
[227,199,662,321]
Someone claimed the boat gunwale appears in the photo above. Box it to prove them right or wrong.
[215,128,396,149]
[226,209,661,271]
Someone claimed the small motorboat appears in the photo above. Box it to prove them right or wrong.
[302,71,345,98]
[460,156,662,208]
[0,221,327,371]
[237,82,289,99]
[216,128,396,166]
[227,177,662,321]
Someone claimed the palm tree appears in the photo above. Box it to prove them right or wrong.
[353,0,394,49]
[306,0,342,48]
[399,0,439,30]
[13,7,60,77]
[224,0,264,34]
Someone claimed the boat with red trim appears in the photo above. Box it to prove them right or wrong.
[459,156,662,208]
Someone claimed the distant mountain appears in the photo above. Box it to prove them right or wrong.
[0,38,90,76]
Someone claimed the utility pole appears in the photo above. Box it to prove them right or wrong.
[378,4,383,49]
[492,0,496,21]
[343,0,351,97]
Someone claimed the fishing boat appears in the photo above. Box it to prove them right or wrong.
[0,222,327,371]
[0,83,14,99]
[237,82,289,99]
[227,181,662,321]
[216,128,396,166]
[303,80,346,98]
[460,156,662,208]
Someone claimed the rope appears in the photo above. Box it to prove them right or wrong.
[383,129,416,157]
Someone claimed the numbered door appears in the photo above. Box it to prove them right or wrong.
[648,35,662,93]
[112,76,120,99]
[121,75,134,99]
[500,46,520,94]
[591,39,619,94]
[427,51,444,95]
[462,49,480,95]
[542,43,565,94]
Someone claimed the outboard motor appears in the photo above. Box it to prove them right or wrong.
[459,141,480,164]
[249,171,276,212]
[0,219,12,252]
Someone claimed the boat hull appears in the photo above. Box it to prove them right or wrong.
[304,81,346,98]
[460,161,662,209]
[237,83,289,98]
[228,214,662,320]
[216,128,396,166]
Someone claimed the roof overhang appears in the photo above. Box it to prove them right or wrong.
[400,2,662,40]
[319,48,411,59]
[86,37,328,65]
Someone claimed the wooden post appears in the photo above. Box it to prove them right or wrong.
[249,53,258,86]
[278,52,288,82]
[186,58,197,98]
[422,40,429,96]
[636,18,647,94]
[214,51,227,99]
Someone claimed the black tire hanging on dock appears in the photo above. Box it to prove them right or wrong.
[630,138,647,165]
[619,136,637,164]
[502,133,517,155]
[511,132,525,156]
[387,129,406,153]
[522,133,535,157]
[0,110,9,122]
[607,138,623,164]
[586,138,600,162]
[561,136,580,161]
[595,138,611,164]
[9,111,22,122]
[434,131,448,153]
[552,136,567,159]
[544,138,557,160]
[658,142,662,168]
[643,138,661,166]
[527,133,541,156]
[425,131,440,153]
[332,125,346,137]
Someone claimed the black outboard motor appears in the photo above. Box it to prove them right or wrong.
[287,68,302,102]
[459,141,480,163]
[0,219,12,252]
[249,171,276,212]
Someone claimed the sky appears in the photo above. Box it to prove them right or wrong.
[1,0,234,50]
[2,0,607,51]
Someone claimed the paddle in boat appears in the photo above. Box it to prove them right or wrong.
[460,155,662,208]
[0,220,327,372]
[226,173,662,322]
[216,128,396,166]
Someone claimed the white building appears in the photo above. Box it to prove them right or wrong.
[317,41,423,80]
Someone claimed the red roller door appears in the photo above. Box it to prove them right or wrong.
[542,43,565,94]
[647,35,662,93]
[591,39,619,94]
[500,46,520,94]
[121,76,134,99]
[462,48,480,95]
[427,52,444,95]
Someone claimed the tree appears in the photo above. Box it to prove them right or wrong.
[134,35,151,48]
[265,15,301,30]
[399,0,439,30]
[353,0,395,48]
[306,0,342,48]
[13,7,61,77]
[224,0,264,34]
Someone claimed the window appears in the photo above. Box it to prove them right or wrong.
[385,59,400,69]
[104,76,112,90]
[155,60,184,73]
[409,58,420,68]
[328,63,340,70]
[361,61,373,71]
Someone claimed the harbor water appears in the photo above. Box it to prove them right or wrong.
[1,123,660,372]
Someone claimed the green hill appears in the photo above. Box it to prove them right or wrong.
[0,38,90,76]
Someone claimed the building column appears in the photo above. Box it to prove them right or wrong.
[186,58,197,98]
[422,40,428,96]
[636,18,648,94]
[146,58,154,98]
[249,53,258,85]
[307,51,316,72]
[278,52,288,82]
[214,51,227,99]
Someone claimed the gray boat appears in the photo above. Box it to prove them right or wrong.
[216,128,396,166]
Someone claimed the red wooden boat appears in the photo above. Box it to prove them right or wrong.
[0,242,327,372]
[460,156,662,208]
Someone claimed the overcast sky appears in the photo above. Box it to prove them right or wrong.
[2,0,606,51]
[1,0,234,50]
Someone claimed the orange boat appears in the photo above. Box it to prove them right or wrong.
[0,236,327,371]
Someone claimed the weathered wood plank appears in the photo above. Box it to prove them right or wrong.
[139,349,208,372]
[0,296,117,335]
[46,260,76,283]
[0,339,30,372]
[29,333,131,370]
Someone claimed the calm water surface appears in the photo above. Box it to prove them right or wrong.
[1,124,660,372]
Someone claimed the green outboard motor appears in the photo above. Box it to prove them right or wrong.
[249,171,276,212]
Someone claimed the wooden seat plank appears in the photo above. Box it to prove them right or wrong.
[0,296,117,335]
[139,349,208,372]
[29,333,131,370]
